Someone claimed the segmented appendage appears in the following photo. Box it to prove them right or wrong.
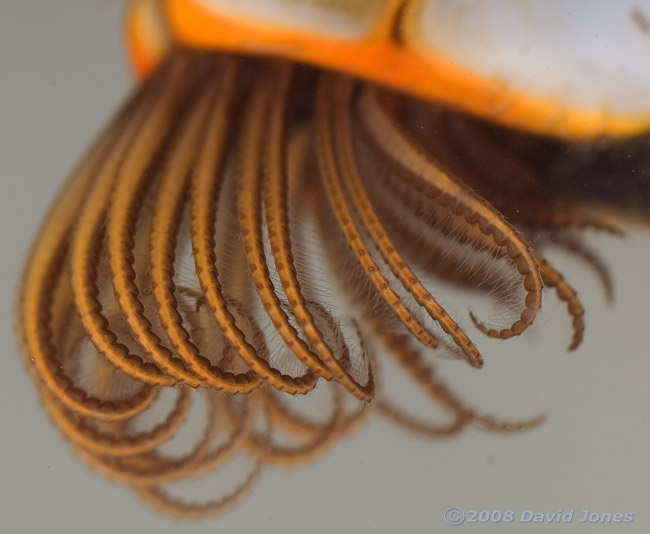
[17,50,617,519]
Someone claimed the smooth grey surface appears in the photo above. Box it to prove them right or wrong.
[1,2,650,533]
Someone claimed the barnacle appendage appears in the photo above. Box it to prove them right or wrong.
[17,50,619,519]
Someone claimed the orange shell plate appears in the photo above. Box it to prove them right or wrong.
[125,0,650,140]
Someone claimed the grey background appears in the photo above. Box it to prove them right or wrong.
[1,2,649,533]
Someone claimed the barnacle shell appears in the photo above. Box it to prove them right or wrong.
[129,0,650,138]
